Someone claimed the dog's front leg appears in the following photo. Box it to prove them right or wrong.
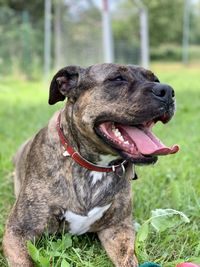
[3,227,34,267]
[98,216,138,267]
[3,195,52,267]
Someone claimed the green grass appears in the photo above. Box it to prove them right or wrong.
[0,63,200,266]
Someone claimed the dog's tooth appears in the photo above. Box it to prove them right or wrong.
[112,127,126,142]
[118,135,124,142]
[124,140,129,145]
[115,131,123,139]
[111,123,116,130]
[112,129,117,134]
[112,128,117,134]
[114,129,121,136]
[116,132,121,138]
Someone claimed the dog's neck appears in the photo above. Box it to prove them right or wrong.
[60,107,120,166]
[52,109,137,179]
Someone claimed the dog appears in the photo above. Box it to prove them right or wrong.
[3,63,179,267]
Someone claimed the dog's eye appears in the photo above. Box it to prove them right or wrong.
[110,76,127,82]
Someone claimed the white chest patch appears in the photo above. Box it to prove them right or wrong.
[63,204,111,235]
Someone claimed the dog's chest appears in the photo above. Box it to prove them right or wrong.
[71,169,117,207]
[61,170,123,235]
[63,203,111,235]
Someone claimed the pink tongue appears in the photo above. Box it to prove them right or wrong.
[122,126,179,156]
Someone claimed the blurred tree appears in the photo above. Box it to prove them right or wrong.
[112,1,140,63]
[54,0,63,69]
[0,0,44,78]
[112,0,186,63]
[56,0,102,66]
[0,0,199,77]
[143,0,184,46]
[112,0,184,49]
[190,0,200,44]
[0,0,44,22]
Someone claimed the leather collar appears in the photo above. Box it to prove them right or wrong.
[56,112,128,175]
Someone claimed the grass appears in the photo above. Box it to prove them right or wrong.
[0,62,200,266]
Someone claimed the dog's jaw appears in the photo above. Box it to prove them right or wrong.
[94,115,179,165]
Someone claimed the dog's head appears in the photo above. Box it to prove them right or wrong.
[49,63,179,165]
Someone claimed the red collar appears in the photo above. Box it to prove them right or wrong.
[56,112,128,174]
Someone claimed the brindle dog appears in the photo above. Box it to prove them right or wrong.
[3,64,179,267]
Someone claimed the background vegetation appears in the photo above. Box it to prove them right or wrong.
[0,0,200,78]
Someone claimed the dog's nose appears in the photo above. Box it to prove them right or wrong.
[152,84,175,102]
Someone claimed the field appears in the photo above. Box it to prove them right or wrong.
[0,63,200,267]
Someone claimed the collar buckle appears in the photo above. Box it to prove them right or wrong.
[112,160,127,177]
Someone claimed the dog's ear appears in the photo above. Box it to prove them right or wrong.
[48,65,83,105]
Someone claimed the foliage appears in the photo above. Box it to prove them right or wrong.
[150,45,200,62]
[27,233,113,267]
[0,6,44,79]
[112,1,140,64]
[143,0,184,46]
[0,0,200,78]
[112,0,184,47]
[27,234,73,267]
[112,0,200,63]
[135,208,190,263]
[0,0,44,20]
[190,1,200,44]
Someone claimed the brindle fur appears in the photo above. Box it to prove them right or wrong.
[3,63,175,267]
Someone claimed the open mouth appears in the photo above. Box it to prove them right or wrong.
[95,115,179,164]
